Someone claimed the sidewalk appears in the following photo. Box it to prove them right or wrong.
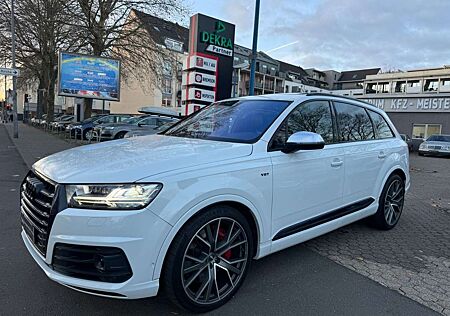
[3,122,76,168]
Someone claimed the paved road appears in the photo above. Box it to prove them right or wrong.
[0,124,438,315]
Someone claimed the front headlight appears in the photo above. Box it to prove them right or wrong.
[419,143,426,149]
[65,183,162,210]
[441,145,450,151]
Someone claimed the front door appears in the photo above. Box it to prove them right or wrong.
[268,100,345,239]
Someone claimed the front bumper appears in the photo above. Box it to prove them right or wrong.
[22,206,172,299]
[418,149,450,157]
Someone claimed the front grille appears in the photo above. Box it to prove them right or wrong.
[20,171,57,257]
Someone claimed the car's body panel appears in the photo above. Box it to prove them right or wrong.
[22,93,410,300]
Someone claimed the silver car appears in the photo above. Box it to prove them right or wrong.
[418,134,450,157]
[95,115,178,140]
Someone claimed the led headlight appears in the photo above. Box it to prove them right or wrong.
[65,183,162,210]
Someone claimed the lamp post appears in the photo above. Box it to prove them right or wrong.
[11,0,18,138]
[248,0,260,96]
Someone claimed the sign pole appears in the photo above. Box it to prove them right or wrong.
[11,0,18,138]
[249,0,261,96]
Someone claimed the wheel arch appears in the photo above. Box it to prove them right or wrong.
[378,166,408,198]
[152,196,263,280]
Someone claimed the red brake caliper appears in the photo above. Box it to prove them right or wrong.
[218,227,232,260]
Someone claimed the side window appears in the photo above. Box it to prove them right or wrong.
[367,110,394,139]
[140,117,157,126]
[334,102,374,142]
[270,101,334,150]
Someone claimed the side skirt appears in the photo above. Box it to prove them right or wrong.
[272,197,375,241]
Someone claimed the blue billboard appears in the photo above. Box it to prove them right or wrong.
[58,52,120,101]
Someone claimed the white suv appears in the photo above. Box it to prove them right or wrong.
[21,93,409,312]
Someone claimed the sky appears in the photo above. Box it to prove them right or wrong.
[188,0,450,72]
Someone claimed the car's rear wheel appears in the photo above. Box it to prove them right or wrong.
[163,205,253,312]
[370,174,405,230]
[114,131,127,139]
[83,128,92,140]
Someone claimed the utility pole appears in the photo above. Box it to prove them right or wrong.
[11,0,18,138]
[248,0,261,96]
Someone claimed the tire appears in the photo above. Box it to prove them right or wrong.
[83,128,92,140]
[162,205,254,312]
[114,131,127,139]
[369,174,405,230]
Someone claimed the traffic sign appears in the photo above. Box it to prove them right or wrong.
[0,67,19,76]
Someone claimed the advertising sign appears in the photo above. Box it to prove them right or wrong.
[182,87,216,102]
[182,71,217,88]
[183,55,218,72]
[189,14,235,101]
[58,52,120,101]
[360,96,450,112]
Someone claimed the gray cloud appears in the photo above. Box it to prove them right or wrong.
[218,0,450,71]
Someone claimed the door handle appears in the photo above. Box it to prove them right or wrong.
[378,151,387,159]
[331,159,343,167]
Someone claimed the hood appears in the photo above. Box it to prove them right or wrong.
[33,135,253,183]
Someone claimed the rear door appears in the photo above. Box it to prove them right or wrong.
[269,100,345,239]
[333,101,388,204]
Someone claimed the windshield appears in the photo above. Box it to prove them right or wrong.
[427,135,450,142]
[164,100,291,143]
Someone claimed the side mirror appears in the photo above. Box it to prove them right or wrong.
[282,131,325,153]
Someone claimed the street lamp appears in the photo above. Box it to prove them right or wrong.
[248,0,261,96]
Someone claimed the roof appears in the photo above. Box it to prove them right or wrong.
[133,9,189,51]
[338,68,380,82]
[278,61,308,77]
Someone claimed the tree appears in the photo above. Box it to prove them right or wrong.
[72,0,187,118]
[0,0,82,122]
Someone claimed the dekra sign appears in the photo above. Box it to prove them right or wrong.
[200,21,233,50]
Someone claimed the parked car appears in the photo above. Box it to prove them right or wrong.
[124,119,179,138]
[94,115,177,140]
[400,134,413,151]
[418,134,450,157]
[66,114,131,140]
[49,115,74,131]
[21,94,409,312]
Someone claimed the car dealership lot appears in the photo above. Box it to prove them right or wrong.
[1,123,448,315]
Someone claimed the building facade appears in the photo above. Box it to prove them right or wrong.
[357,66,450,148]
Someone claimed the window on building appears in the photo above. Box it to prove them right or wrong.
[441,78,450,86]
[394,81,407,93]
[367,110,394,139]
[162,98,172,107]
[377,82,390,93]
[424,79,439,92]
[334,102,374,141]
[162,78,172,94]
[412,124,442,139]
[233,56,240,63]
[164,38,183,52]
[365,82,377,94]
[262,64,268,74]
[269,101,334,150]
[408,80,421,87]
[163,61,172,76]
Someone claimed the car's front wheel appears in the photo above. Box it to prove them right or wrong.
[162,205,253,312]
[370,174,405,230]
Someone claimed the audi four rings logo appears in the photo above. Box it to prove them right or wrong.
[195,74,202,83]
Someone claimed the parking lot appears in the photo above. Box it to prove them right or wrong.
[1,123,448,315]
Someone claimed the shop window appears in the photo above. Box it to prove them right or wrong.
[394,81,406,93]
[408,80,421,87]
[424,79,439,92]
[412,124,442,139]
[441,79,450,86]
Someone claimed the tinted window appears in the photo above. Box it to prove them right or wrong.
[140,117,157,126]
[270,101,334,150]
[164,100,290,143]
[334,102,374,142]
[367,110,394,139]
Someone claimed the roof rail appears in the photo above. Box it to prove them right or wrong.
[305,92,376,108]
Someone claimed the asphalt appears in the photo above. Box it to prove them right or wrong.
[0,123,438,315]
